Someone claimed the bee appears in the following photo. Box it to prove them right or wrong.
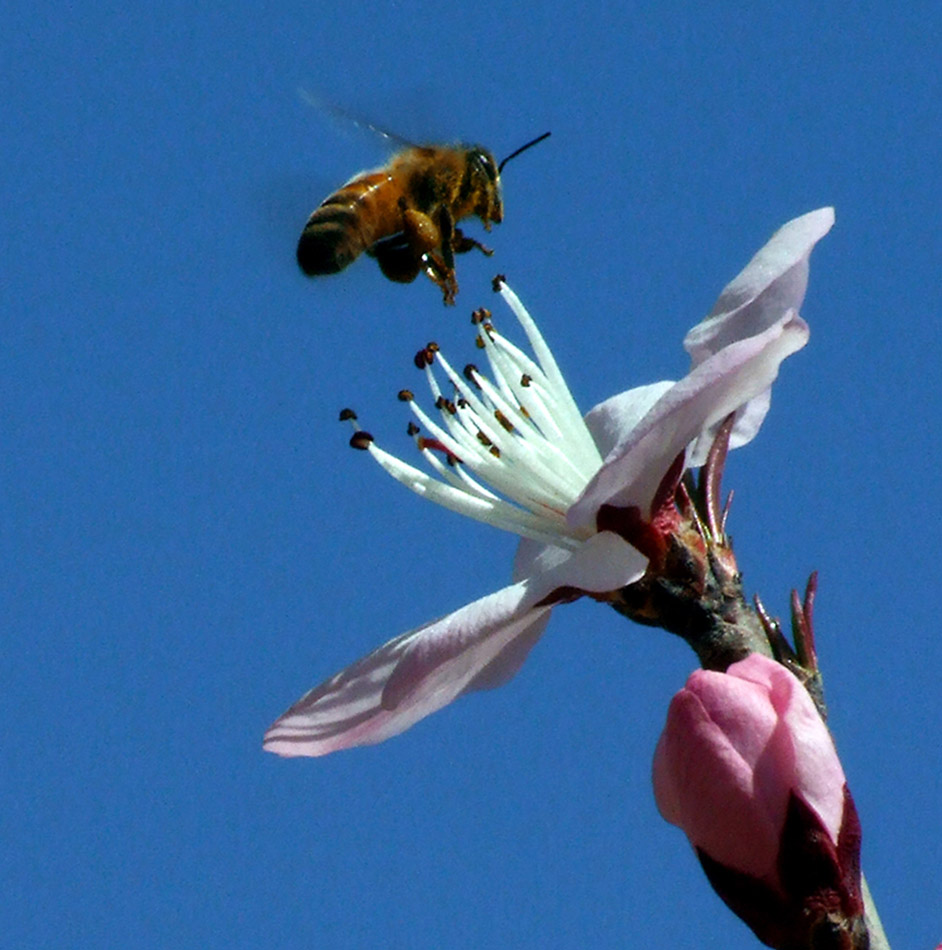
[296,132,550,305]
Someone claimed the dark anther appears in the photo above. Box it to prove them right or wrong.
[494,410,514,432]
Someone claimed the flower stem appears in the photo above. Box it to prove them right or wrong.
[862,874,891,950]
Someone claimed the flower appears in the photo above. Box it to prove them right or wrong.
[652,654,848,881]
[652,653,864,947]
[264,208,834,758]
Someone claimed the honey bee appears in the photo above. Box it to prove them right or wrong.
[296,132,550,305]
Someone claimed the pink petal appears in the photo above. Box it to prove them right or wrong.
[264,533,646,758]
[683,208,834,366]
[263,583,551,757]
[652,680,782,878]
[384,533,645,708]
[568,313,809,532]
[462,611,552,692]
[379,584,552,712]
[732,655,846,841]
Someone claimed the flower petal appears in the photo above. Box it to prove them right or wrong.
[264,530,647,757]
[568,313,809,531]
[733,655,846,842]
[383,531,646,711]
[263,583,551,757]
[652,681,782,878]
[379,584,553,712]
[462,611,552,692]
[582,382,676,459]
[683,208,834,366]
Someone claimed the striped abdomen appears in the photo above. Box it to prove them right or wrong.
[296,168,405,276]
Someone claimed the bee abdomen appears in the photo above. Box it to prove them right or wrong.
[296,199,368,276]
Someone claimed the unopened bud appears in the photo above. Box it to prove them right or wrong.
[653,654,866,949]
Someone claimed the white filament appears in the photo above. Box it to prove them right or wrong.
[350,284,605,547]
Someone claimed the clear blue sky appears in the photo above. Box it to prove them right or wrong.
[2,2,940,947]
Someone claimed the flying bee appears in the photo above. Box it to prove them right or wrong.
[296,132,550,305]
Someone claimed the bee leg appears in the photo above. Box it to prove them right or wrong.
[421,251,459,306]
[370,236,422,283]
[395,204,457,302]
[422,208,459,304]
[435,207,458,273]
[400,207,441,257]
[452,228,494,257]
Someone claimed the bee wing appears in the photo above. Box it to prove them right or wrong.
[298,88,417,149]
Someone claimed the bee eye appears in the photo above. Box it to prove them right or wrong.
[470,148,498,183]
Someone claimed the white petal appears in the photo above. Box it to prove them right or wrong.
[684,208,834,365]
[686,386,771,467]
[568,313,809,532]
[583,381,676,458]
[512,538,573,584]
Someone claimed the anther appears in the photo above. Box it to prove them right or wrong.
[350,432,374,450]
[397,389,414,402]
[339,408,358,422]
[413,343,439,369]
[491,274,506,292]
[494,410,515,433]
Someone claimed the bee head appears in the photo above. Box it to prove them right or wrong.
[465,146,503,226]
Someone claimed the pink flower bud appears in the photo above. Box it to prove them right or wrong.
[653,654,866,948]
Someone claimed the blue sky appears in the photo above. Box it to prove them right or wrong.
[2,2,940,947]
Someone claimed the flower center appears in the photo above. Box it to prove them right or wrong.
[342,280,604,548]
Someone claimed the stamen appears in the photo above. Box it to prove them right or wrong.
[342,283,603,546]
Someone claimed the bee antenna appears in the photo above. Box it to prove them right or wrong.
[498,131,551,173]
